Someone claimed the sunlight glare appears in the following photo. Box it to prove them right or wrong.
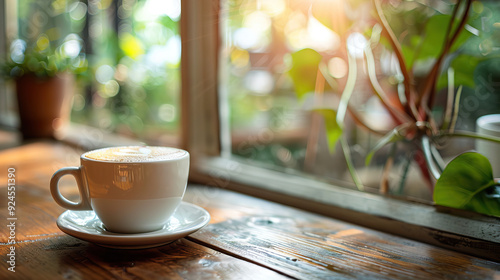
[244,11,272,32]
[328,57,347,78]
[96,65,115,84]
[307,16,340,52]
[234,28,260,50]
[259,0,286,16]
[136,0,180,21]
[347,32,367,58]
[244,70,274,95]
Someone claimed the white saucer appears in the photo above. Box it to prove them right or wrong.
[56,202,210,249]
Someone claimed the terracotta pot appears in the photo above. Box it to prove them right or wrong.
[15,72,74,139]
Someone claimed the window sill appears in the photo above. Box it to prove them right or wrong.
[58,123,145,150]
[191,155,500,262]
[8,124,497,262]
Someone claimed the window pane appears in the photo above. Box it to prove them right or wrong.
[220,0,500,203]
[72,0,181,144]
[221,0,360,189]
[12,0,181,144]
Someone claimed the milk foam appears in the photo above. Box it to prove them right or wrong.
[84,146,186,162]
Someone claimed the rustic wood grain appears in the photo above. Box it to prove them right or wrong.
[184,185,500,280]
[0,236,290,280]
[0,142,290,279]
[0,141,499,279]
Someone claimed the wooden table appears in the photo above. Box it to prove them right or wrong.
[1,141,500,279]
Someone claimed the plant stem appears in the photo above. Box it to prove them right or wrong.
[304,69,325,172]
[414,148,433,188]
[448,85,463,133]
[372,0,418,121]
[441,67,455,130]
[364,39,411,124]
[439,130,500,144]
[340,136,364,191]
[346,106,386,136]
[336,51,357,128]
[381,142,397,194]
[431,144,445,174]
[318,64,384,135]
[317,64,383,134]
[398,150,413,195]
[420,0,472,114]
[422,135,443,179]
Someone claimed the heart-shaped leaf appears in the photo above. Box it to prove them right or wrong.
[434,152,500,217]
[288,48,322,100]
[314,108,342,153]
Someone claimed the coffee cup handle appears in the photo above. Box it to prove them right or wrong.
[50,167,92,211]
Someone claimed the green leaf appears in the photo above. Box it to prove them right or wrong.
[401,45,416,70]
[434,152,500,217]
[159,15,178,31]
[288,48,322,100]
[416,14,472,62]
[314,108,342,153]
[436,54,480,91]
[402,14,473,69]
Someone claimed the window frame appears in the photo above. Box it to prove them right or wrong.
[181,0,500,262]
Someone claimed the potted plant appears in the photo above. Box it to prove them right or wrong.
[288,0,500,216]
[3,35,87,139]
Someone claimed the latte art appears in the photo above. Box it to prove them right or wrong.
[84,146,186,162]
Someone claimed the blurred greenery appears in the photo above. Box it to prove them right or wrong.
[3,38,87,78]
[7,0,181,142]
[10,0,500,202]
[224,0,500,200]
[3,0,87,78]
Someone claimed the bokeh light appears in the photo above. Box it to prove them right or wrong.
[259,0,286,16]
[347,32,367,58]
[158,104,176,122]
[328,57,347,78]
[95,65,115,84]
[35,34,50,51]
[244,70,274,95]
[234,28,262,50]
[60,34,82,58]
[69,2,87,21]
[135,0,180,21]
[307,16,340,52]
[10,39,26,64]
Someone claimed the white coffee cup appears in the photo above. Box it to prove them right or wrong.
[476,114,500,177]
[50,146,189,233]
